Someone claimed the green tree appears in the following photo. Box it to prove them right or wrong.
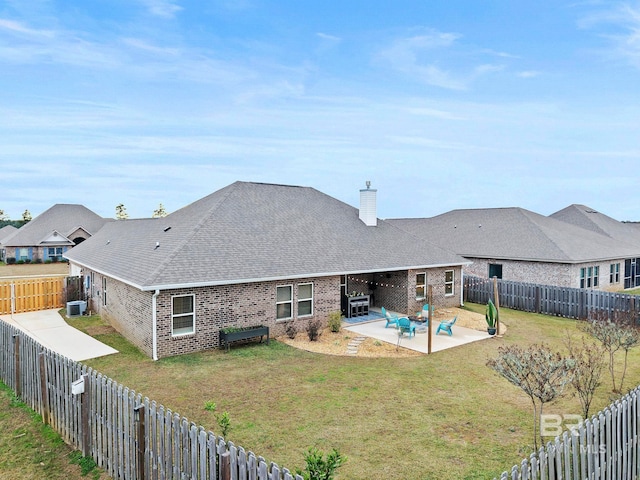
[152,203,167,218]
[115,203,129,220]
[487,344,575,450]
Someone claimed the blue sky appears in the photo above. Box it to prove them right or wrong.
[1,1,639,221]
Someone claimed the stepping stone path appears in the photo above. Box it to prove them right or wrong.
[346,336,366,355]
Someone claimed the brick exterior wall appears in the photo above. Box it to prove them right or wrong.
[80,267,341,358]
[464,258,627,291]
[347,267,463,316]
[83,271,155,356]
[78,264,467,359]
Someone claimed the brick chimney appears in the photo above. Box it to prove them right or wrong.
[359,181,377,226]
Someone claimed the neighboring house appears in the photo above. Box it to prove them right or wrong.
[0,225,18,262]
[0,204,110,264]
[64,181,469,359]
[550,204,640,289]
[389,207,640,291]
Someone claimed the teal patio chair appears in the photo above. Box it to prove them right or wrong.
[382,307,399,328]
[397,317,416,337]
[436,316,458,336]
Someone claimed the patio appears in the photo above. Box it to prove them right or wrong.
[343,308,492,354]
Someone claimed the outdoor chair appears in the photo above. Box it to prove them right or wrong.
[382,307,398,328]
[397,317,416,337]
[435,316,458,336]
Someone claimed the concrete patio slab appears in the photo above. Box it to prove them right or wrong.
[344,319,490,354]
[0,309,118,361]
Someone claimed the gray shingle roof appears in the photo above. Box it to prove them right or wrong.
[0,225,18,243]
[1,204,110,247]
[65,181,468,290]
[550,204,640,248]
[389,207,640,263]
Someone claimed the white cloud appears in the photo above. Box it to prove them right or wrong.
[517,70,541,78]
[0,18,54,37]
[138,0,183,18]
[578,2,640,68]
[377,29,505,90]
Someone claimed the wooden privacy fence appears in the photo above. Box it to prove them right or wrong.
[495,387,640,480]
[464,275,640,321]
[0,276,81,315]
[0,319,303,480]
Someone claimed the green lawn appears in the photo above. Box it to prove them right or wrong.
[69,304,640,480]
[0,381,108,480]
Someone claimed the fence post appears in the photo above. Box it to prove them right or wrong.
[220,451,231,480]
[81,374,90,457]
[13,334,21,398]
[134,404,146,480]
[38,352,50,425]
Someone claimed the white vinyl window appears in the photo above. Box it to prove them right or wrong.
[610,263,620,284]
[47,247,63,261]
[102,277,107,306]
[298,283,313,317]
[444,270,454,296]
[416,273,426,300]
[276,285,293,320]
[580,266,599,288]
[172,294,195,336]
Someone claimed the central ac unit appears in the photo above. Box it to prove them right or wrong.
[67,300,87,317]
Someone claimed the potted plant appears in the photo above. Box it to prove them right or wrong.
[485,299,498,335]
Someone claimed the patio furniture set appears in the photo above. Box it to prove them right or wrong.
[381,305,458,337]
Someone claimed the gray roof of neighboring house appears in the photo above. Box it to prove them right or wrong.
[550,204,640,248]
[388,207,640,263]
[1,204,110,247]
[64,181,469,291]
[0,225,18,243]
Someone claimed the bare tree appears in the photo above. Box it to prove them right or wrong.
[0,209,8,221]
[22,209,32,222]
[564,333,605,419]
[115,203,129,220]
[487,343,575,450]
[583,310,640,393]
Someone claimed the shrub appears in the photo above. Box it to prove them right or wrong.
[327,311,342,333]
[6,257,15,264]
[296,447,346,480]
[285,321,298,339]
[306,319,322,341]
[34,258,43,264]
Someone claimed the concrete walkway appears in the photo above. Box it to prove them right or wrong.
[344,319,490,353]
[0,309,118,361]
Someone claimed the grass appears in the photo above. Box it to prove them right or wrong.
[0,262,69,278]
[71,303,640,480]
[0,380,107,480]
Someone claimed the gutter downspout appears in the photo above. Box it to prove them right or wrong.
[152,289,159,361]
[460,270,464,307]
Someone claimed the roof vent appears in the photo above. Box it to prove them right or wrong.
[359,181,377,227]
